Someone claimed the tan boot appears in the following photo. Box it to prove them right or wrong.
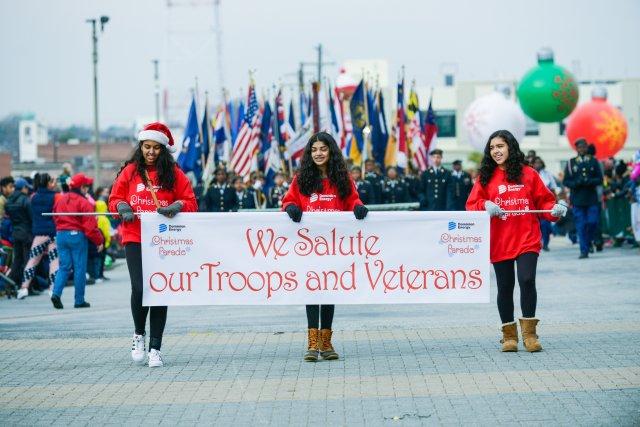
[519,318,543,352]
[500,321,518,352]
[303,328,319,362]
[319,329,339,360]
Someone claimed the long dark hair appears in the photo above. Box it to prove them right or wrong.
[297,131,352,199]
[34,173,52,191]
[117,142,176,190]
[479,129,525,186]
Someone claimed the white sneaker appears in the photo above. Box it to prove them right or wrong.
[95,278,104,284]
[17,288,28,300]
[148,349,164,368]
[131,334,146,363]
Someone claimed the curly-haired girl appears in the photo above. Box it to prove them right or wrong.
[466,130,567,353]
[281,131,368,362]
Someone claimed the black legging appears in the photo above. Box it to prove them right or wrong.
[492,252,538,323]
[306,305,334,329]
[125,243,167,350]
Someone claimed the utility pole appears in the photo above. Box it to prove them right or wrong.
[86,15,109,185]
[152,59,160,121]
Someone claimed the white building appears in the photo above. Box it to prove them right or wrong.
[338,60,639,174]
[415,79,640,174]
[18,120,48,163]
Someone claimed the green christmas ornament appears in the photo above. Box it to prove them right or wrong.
[517,48,579,123]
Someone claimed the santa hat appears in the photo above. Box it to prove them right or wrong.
[138,122,176,153]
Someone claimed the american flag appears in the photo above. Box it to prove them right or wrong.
[275,89,292,145]
[230,84,261,178]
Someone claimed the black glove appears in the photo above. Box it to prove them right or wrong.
[353,204,368,220]
[285,204,302,223]
[117,202,135,223]
[157,201,183,218]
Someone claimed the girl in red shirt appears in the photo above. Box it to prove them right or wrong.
[466,130,566,353]
[282,131,368,362]
[109,122,197,368]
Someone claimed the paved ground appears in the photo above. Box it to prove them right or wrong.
[0,237,638,426]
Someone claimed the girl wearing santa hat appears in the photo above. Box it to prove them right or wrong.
[281,131,368,362]
[466,130,567,353]
[109,122,198,368]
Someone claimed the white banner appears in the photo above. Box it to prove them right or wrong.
[141,212,490,306]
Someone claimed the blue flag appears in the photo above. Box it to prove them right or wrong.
[288,100,296,132]
[371,90,388,167]
[201,102,211,164]
[348,80,366,164]
[231,100,245,146]
[177,97,202,181]
[259,101,273,163]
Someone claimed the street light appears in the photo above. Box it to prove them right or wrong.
[86,15,109,185]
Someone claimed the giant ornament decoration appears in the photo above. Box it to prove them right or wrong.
[517,48,579,122]
[565,87,628,160]
[463,87,527,150]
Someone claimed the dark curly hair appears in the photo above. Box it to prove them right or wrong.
[117,142,176,190]
[478,130,525,186]
[296,131,352,199]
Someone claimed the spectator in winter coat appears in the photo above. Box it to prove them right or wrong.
[51,173,104,310]
[0,176,15,218]
[5,178,34,290]
[17,173,61,299]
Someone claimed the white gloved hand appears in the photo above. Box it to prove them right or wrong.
[484,200,505,217]
[551,200,568,217]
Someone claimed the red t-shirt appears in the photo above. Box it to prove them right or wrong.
[281,175,362,212]
[108,163,198,244]
[466,165,557,263]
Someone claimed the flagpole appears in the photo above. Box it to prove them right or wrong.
[361,80,371,170]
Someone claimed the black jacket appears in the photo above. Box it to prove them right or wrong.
[382,179,410,204]
[203,183,236,212]
[563,155,602,207]
[5,191,32,240]
[447,171,473,211]
[233,188,259,210]
[31,188,57,236]
[355,180,376,205]
[420,166,450,210]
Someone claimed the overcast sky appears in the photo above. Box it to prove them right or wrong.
[1,0,639,127]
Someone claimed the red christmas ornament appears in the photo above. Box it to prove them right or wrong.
[566,87,628,160]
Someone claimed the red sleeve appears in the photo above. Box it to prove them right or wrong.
[343,179,363,211]
[465,179,489,211]
[80,198,104,246]
[530,169,558,222]
[108,164,133,213]
[173,167,198,212]
[281,176,301,211]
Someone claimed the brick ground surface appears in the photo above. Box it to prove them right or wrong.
[0,237,638,426]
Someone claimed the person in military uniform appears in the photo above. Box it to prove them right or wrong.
[404,167,422,203]
[419,149,450,210]
[231,177,260,211]
[447,160,472,211]
[203,168,236,212]
[350,166,376,204]
[563,138,603,258]
[364,159,384,204]
[267,172,288,209]
[382,166,410,204]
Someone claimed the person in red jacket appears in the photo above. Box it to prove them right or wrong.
[281,131,368,362]
[109,122,197,368]
[466,130,567,353]
[51,173,104,309]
